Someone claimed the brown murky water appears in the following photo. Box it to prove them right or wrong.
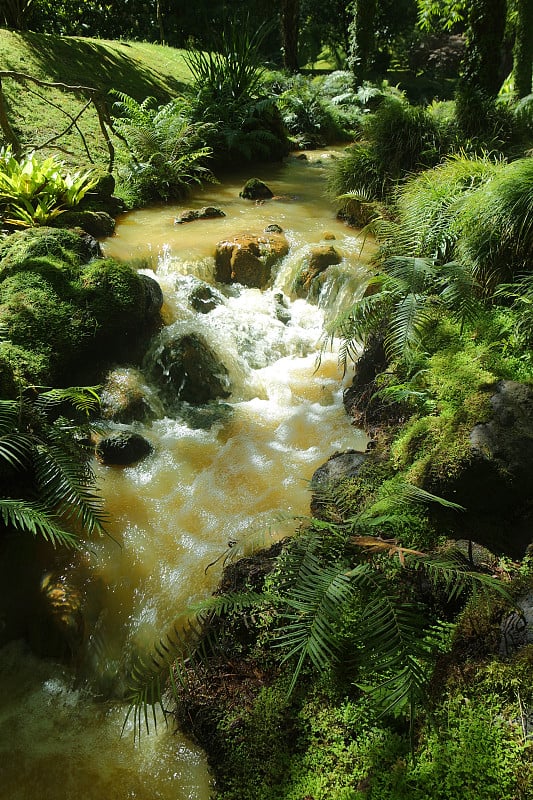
[0,151,370,799]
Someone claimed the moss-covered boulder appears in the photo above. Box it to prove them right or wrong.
[0,227,162,394]
[239,178,274,200]
[56,210,116,238]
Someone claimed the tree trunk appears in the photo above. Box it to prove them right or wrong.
[513,0,533,97]
[462,0,507,96]
[281,0,300,73]
[156,0,166,45]
[348,0,377,84]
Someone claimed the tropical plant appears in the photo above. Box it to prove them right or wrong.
[377,153,502,263]
[0,146,97,227]
[328,96,449,202]
[325,255,482,371]
[455,155,533,290]
[0,386,107,549]
[182,19,289,164]
[111,94,215,205]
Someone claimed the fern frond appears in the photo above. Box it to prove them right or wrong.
[33,439,107,537]
[34,386,101,418]
[273,538,354,694]
[0,498,81,548]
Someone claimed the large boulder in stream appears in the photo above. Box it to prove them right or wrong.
[150,332,231,405]
[215,232,289,289]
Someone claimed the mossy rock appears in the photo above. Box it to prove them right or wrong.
[239,179,274,200]
[0,226,100,272]
[56,210,115,238]
[0,228,162,391]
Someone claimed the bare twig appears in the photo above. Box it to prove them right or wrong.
[0,70,115,170]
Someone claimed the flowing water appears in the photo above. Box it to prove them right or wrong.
[0,151,371,799]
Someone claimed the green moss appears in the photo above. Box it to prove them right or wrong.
[0,226,94,271]
[0,341,51,395]
[0,229,154,391]
[78,257,148,329]
[0,272,83,359]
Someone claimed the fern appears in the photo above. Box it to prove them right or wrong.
[0,498,81,549]
[122,591,269,739]
[0,390,107,546]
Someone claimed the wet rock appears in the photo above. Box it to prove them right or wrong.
[175,206,226,224]
[430,381,533,558]
[293,244,342,298]
[239,179,274,200]
[264,224,283,234]
[274,292,291,325]
[96,431,153,465]
[29,572,85,660]
[188,282,224,314]
[139,273,164,318]
[311,450,367,489]
[310,450,367,516]
[100,367,162,423]
[215,232,289,289]
[151,332,231,404]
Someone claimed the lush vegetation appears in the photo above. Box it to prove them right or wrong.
[1,5,533,800]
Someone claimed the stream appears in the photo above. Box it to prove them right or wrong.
[0,151,371,799]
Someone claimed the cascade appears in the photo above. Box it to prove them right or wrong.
[0,152,371,799]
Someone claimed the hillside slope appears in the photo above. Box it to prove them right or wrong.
[0,29,192,169]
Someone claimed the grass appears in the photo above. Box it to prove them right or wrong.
[0,28,193,170]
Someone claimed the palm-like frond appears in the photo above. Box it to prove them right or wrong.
[0,498,81,548]
[384,292,435,362]
[437,260,482,331]
[33,438,107,537]
[273,550,354,695]
[0,392,107,544]
[34,386,101,418]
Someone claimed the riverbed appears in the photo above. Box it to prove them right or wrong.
[0,151,370,799]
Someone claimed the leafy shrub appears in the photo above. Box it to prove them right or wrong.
[327,143,388,201]
[329,96,449,202]
[183,22,290,165]
[112,94,215,206]
[381,154,502,262]
[364,97,445,179]
[0,147,97,227]
[269,72,361,148]
[454,87,520,154]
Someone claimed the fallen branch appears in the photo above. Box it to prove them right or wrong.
[0,70,116,171]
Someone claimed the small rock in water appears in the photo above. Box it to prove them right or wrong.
[96,432,153,466]
[174,206,225,224]
[239,179,274,200]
